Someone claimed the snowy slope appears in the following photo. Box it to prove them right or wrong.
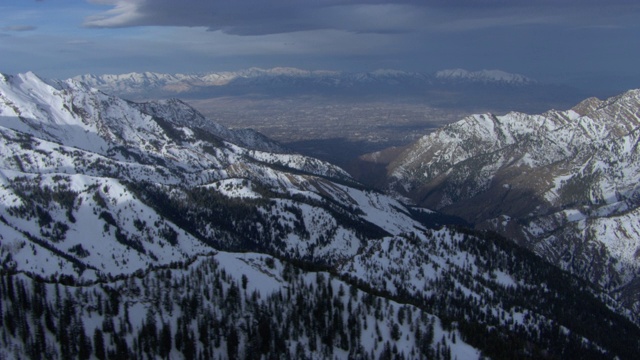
[383,88,640,307]
[0,71,415,280]
[0,252,487,359]
[1,71,639,359]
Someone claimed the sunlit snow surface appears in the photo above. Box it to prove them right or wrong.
[0,72,422,281]
[386,87,640,289]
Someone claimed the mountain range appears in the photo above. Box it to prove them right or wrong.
[73,67,583,113]
[1,71,639,359]
[363,89,640,314]
[73,67,535,95]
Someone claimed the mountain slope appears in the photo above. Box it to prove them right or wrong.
[2,252,483,359]
[0,71,386,279]
[1,72,639,359]
[378,89,640,310]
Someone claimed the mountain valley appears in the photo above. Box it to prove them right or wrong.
[0,71,639,359]
[73,67,587,168]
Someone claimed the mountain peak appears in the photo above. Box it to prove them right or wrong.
[571,96,604,116]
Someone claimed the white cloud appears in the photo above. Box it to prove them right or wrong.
[84,0,143,28]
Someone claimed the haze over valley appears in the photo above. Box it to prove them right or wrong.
[77,67,586,168]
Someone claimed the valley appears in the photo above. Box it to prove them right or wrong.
[77,67,586,168]
[187,97,466,167]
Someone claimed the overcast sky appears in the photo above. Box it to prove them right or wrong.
[1,0,639,94]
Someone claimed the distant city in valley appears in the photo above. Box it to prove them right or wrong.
[189,98,465,165]
[76,67,588,167]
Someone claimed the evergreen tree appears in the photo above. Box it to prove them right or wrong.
[227,327,239,360]
[159,322,172,359]
[94,328,106,360]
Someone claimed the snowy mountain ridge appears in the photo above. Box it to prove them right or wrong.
[1,71,639,359]
[379,88,640,311]
[0,70,381,280]
[73,67,342,91]
[0,72,287,154]
[72,67,535,98]
[435,68,535,84]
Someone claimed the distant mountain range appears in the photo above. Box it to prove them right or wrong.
[73,67,583,113]
[434,68,535,84]
[74,67,535,93]
[2,71,639,358]
[364,88,640,313]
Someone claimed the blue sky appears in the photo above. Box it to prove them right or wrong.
[1,0,639,94]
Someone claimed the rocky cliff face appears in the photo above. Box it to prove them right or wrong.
[380,89,640,310]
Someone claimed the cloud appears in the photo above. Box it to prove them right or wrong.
[2,25,37,32]
[83,0,640,36]
[84,1,380,34]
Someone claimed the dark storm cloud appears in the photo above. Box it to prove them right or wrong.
[84,0,419,34]
[84,0,639,35]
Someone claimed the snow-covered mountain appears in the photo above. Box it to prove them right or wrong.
[73,68,339,95]
[74,67,535,95]
[72,67,586,113]
[1,72,287,154]
[72,67,419,95]
[374,89,640,312]
[435,68,534,85]
[74,67,549,96]
[1,71,639,359]
[0,71,365,279]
